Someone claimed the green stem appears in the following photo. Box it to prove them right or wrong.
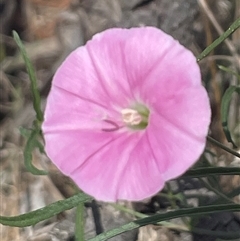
[75,202,85,241]
[166,183,177,209]
[185,186,240,205]
[200,179,233,204]
[197,18,240,61]
[23,127,47,175]
[158,192,179,201]
[207,136,240,158]
[111,203,188,231]
[212,186,240,205]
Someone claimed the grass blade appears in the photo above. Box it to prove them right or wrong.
[218,65,240,81]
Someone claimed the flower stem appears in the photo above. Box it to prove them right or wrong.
[75,202,85,241]
[207,136,240,158]
[200,178,234,204]
[111,203,188,231]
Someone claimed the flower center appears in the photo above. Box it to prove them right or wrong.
[121,104,150,130]
[121,109,142,125]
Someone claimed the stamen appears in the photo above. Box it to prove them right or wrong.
[102,119,121,132]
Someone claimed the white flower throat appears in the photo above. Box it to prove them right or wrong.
[102,104,149,132]
[121,104,150,130]
[121,108,142,125]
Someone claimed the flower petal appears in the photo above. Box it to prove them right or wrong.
[147,87,211,180]
[70,130,165,201]
[44,129,120,175]
[43,84,120,133]
[116,134,165,201]
[121,27,201,100]
[53,28,145,111]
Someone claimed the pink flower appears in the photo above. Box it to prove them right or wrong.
[42,27,211,202]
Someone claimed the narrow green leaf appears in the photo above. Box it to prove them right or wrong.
[13,31,43,123]
[226,186,240,199]
[88,204,240,241]
[111,203,187,231]
[218,65,240,81]
[221,86,240,148]
[212,186,240,205]
[200,178,233,204]
[23,128,47,175]
[0,193,92,227]
[192,228,240,239]
[182,167,240,178]
[207,136,240,157]
[197,18,240,61]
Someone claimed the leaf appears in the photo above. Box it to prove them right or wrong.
[23,128,47,175]
[13,29,46,176]
[192,228,240,239]
[87,204,240,241]
[19,126,46,174]
[182,167,240,178]
[197,18,240,61]
[218,65,240,81]
[0,193,92,227]
[221,86,240,148]
[13,31,43,123]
